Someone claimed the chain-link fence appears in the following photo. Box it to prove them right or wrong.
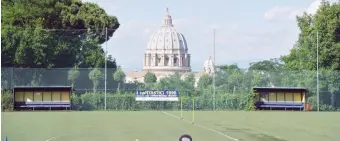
[1,67,339,111]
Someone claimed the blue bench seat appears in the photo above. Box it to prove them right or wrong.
[19,105,70,108]
[259,105,304,108]
[14,101,71,109]
[255,101,304,109]
[15,101,70,104]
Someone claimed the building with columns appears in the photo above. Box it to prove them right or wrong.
[143,8,191,74]
[125,8,214,86]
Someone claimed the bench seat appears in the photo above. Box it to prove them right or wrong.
[15,101,70,105]
[255,101,305,109]
[19,105,70,108]
[261,102,303,105]
[259,105,304,108]
[14,101,71,108]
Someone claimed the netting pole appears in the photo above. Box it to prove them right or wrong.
[192,97,195,124]
[180,97,183,119]
[316,31,319,112]
[105,27,108,111]
[213,28,216,111]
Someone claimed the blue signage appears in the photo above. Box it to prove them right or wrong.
[135,90,179,101]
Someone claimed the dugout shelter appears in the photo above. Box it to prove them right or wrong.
[253,87,308,111]
[13,86,72,111]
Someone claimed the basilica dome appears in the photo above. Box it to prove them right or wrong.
[143,8,191,74]
[146,10,188,52]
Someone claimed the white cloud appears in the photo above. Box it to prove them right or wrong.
[264,6,303,21]
[305,0,339,14]
[306,0,324,14]
[264,0,338,21]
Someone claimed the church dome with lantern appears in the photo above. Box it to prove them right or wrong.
[204,56,215,75]
[143,8,191,74]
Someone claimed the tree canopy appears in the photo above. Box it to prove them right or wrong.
[281,0,340,71]
[144,72,157,84]
[1,0,120,68]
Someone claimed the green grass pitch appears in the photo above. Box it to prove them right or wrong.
[2,111,340,141]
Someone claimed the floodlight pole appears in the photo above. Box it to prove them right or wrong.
[213,29,216,111]
[105,27,108,111]
[316,31,319,112]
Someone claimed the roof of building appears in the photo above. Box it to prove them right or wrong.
[13,86,73,91]
[14,86,72,88]
[253,87,308,92]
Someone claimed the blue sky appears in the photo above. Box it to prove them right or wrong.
[83,0,335,71]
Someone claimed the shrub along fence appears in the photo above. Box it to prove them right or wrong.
[71,92,253,111]
[1,91,253,111]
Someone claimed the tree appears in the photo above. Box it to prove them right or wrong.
[249,59,284,87]
[218,64,240,70]
[215,64,240,87]
[320,69,340,108]
[281,0,340,71]
[89,68,103,93]
[197,74,212,89]
[248,59,283,72]
[144,72,157,84]
[68,65,80,88]
[104,55,117,68]
[280,0,340,110]
[113,67,126,92]
[1,0,120,68]
[183,73,196,88]
[155,73,193,95]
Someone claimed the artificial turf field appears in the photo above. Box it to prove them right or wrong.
[2,111,340,141]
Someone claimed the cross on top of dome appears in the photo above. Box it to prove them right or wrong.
[163,7,173,26]
[165,7,169,15]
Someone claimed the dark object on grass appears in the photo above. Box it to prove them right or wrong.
[179,134,192,141]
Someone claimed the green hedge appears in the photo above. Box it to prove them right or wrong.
[69,92,252,111]
[1,91,253,111]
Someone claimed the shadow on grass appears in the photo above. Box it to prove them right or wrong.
[214,124,287,141]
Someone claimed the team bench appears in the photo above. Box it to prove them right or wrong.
[13,86,72,111]
[14,101,71,110]
[255,101,304,110]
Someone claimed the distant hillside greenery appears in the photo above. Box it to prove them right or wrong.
[1,0,339,111]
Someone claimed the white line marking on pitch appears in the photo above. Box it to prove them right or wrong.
[46,136,58,141]
[160,111,239,141]
[45,134,68,141]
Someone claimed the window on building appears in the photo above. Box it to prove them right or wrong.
[165,57,169,66]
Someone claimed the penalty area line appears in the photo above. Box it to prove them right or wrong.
[160,111,239,141]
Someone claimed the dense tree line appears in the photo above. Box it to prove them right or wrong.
[1,0,120,92]
[1,0,119,68]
